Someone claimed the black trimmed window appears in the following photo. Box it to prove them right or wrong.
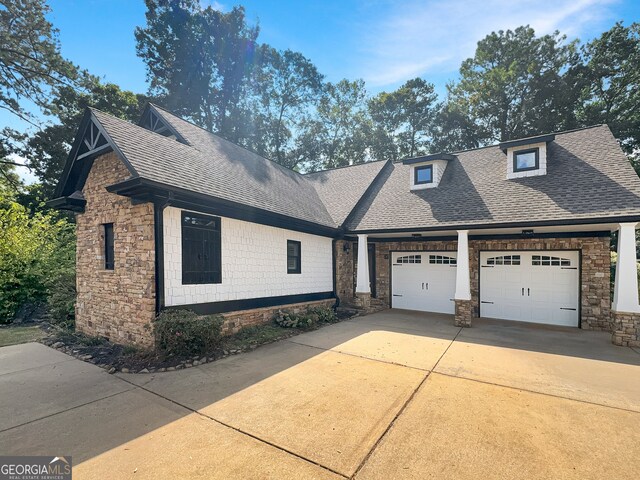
[486,255,521,266]
[532,255,571,267]
[429,254,456,265]
[287,240,301,274]
[513,148,539,172]
[396,254,422,264]
[103,223,114,270]
[414,165,433,185]
[181,212,222,284]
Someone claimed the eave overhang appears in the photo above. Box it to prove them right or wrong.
[499,134,555,153]
[107,177,341,238]
[402,153,457,165]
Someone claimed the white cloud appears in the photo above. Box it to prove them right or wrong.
[356,0,619,87]
[200,0,225,11]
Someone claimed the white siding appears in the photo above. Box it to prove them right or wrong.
[506,142,548,179]
[409,159,449,190]
[163,207,333,306]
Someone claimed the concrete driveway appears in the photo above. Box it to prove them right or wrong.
[1,310,639,479]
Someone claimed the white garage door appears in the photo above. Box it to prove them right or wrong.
[480,251,580,327]
[391,252,457,314]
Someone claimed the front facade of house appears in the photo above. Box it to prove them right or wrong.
[50,104,640,347]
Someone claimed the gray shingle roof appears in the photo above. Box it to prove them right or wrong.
[345,125,640,232]
[304,161,388,226]
[92,108,337,228]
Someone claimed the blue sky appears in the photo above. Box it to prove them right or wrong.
[4,0,640,181]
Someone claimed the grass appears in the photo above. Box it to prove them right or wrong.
[0,325,44,347]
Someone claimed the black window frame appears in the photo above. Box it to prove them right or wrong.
[513,147,540,172]
[181,211,222,285]
[414,165,433,185]
[103,223,114,270]
[287,240,302,274]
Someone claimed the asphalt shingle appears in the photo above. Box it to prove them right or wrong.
[345,125,640,231]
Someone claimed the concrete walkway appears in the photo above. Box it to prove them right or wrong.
[1,310,639,479]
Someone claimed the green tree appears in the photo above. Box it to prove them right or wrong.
[303,79,371,170]
[369,78,439,160]
[0,195,74,323]
[446,26,581,145]
[135,0,259,138]
[0,0,79,176]
[577,22,640,166]
[248,47,324,168]
[13,75,146,199]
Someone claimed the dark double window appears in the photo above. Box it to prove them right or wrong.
[287,240,301,274]
[181,212,222,284]
[103,223,114,270]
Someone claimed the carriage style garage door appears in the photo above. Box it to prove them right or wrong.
[479,251,580,327]
[391,252,457,314]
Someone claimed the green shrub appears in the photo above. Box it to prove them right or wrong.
[0,199,75,324]
[308,305,337,324]
[273,310,314,329]
[153,309,223,357]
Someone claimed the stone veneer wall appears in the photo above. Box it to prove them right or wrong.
[611,312,640,347]
[220,299,336,335]
[335,240,355,306]
[76,152,156,346]
[341,236,611,330]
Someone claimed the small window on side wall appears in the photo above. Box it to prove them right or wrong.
[103,223,114,270]
[287,240,301,274]
[513,148,539,172]
[414,165,433,185]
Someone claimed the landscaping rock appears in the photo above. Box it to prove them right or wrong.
[121,367,130,374]
[107,367,116,374]
[139,368,149,374]
[52,342,64,349]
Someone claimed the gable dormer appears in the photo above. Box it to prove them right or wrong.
[499,134,555,180]
[138,104,188,144]
[403,153,456,191]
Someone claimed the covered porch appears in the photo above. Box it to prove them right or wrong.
[335,222,640,346]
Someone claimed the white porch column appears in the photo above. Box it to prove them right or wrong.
[454,230,472,301]
[355,234,370,294]
[612,222,640,313]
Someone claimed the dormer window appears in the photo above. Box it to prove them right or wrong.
[513,148,539,172]
[404,153,456,191]
[500,134,554,180]
[414,165,433,185]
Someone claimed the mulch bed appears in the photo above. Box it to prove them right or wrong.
[39,308,359,374]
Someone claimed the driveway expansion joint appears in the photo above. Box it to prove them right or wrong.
[0,387,136,434]
[431,370,640,414]
[114,374,350,479]
[349,325,463,479]
[285,338,433,373]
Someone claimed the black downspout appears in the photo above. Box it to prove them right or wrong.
[332,238,340,309]
[153,202,166,315]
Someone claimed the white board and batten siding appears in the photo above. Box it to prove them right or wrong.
[479,251,580,327]
[163,207,333,307]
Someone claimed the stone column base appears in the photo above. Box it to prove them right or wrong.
[353,292,371,310]
[611,311,640,347]
[454,299,473,327]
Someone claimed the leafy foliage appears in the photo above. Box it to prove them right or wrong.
[577,22,640,167]
[273,305,336,328]
[369,78,439,160]
[0,195,74,323]
[0,0,79,124]
[153,309,223,357]
[446,26,581,145]
[12,75,146,198]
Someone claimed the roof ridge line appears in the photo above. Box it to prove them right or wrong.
[148,103,314,180]
[304,158,388,175]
